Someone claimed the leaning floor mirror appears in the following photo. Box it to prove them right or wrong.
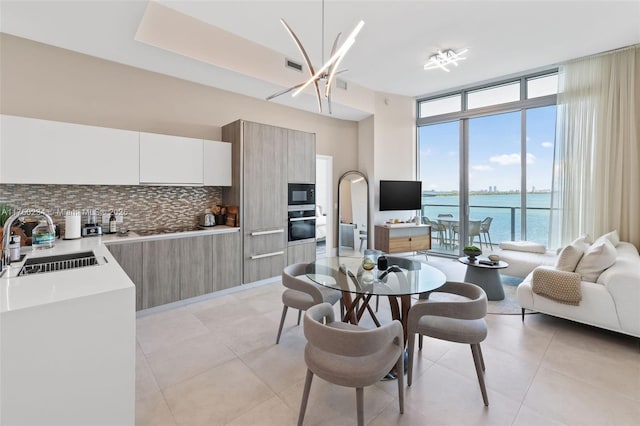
[337,171,369,256]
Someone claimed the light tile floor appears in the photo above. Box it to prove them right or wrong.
[135,268,640,426]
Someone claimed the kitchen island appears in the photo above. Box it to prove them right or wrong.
[1,225,241,425]
[0,234,137,426]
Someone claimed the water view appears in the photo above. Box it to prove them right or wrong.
[421,192,552,251]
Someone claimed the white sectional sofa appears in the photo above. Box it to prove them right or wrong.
[517,240,640,338]
[492,241,557,278]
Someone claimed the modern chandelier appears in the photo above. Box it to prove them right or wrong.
[424,48,469,72]
[266,1,364,114]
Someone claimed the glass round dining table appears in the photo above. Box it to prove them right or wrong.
[305,255,446,345]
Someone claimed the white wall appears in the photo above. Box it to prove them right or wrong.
[1,34,421,252]
[0,34,361,247]
[371,92,417,226]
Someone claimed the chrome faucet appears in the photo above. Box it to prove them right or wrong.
[2,209,55,272]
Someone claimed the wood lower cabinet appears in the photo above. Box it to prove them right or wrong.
[142,239,181,309]
[374,225,431,254]
[212,231,241,291]
[108,231,241,310]
[287,241,316,265]
[107,242,143,311]
[244,230,287,283]
[179,236,213,300]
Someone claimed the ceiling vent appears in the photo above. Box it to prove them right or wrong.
[285,58,303,72]
[336,78,347,90]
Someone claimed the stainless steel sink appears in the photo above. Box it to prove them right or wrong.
[17,250,103,276]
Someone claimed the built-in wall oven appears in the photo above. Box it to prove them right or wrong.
[288,205,316,243]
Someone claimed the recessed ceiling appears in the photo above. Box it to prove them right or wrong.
[1,1,639,121]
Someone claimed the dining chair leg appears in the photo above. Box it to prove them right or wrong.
[396,352,405,413]
[478,343,485,371]
[375,295,379,312]
[297,369,314,426]
[297,309,302,326]
[418,334,423,350]
[356,387,364,426]
[407,332,415,386]
[521,308,525,322]
[276,305,288,344]
[471,344,489,406]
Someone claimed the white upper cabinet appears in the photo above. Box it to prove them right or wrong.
[203,140,232,186]
[0,115,232,187]
[139,132,203,185]
[1,115,139,185]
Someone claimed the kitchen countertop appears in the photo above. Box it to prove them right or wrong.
[0,226,241,313]
[105,225,239,244]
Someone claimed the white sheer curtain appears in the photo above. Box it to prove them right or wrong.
[550,45,640,249]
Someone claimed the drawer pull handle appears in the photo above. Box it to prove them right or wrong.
[250,251,285,260]
[251,229,284,236]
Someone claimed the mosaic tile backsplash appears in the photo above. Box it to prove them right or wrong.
[1,184,223,232]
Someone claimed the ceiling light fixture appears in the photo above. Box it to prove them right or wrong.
[266,1,364,114]
[424,48,469,72]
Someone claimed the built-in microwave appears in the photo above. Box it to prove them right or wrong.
[288,183,315,206]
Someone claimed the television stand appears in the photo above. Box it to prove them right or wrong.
[374,224,431,253]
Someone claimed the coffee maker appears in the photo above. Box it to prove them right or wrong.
[81,209,103,237]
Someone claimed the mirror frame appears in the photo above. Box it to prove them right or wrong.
[337,170,370,256]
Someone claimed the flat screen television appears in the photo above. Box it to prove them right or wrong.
[379,180,422,211]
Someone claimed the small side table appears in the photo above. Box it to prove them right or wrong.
[458,257,509,301]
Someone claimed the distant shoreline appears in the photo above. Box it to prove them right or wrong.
[423,191,552,197]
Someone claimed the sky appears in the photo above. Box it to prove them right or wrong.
[418,105,557,193]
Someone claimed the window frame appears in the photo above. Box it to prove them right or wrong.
[416,69,558,249]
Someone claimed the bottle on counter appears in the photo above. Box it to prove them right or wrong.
[32,220,55,250]
[109,212,117,233]
[9,233,21,262]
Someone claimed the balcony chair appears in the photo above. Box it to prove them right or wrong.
[298,303,404,426]
[480,217,493,249]
[451,220,482,248]
[437,213,454,247]
[406,281,489,406]
[422,216,447,247]
[276,263,343,344]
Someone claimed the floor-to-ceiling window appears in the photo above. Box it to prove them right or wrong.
[418,72,558,256]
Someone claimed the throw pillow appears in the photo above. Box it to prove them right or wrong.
[555,244,584,272]
[532,267,582,305]
[499,241,547,254]
[596,230,620,247]
[571,235,592,252]
[574,238,617,282]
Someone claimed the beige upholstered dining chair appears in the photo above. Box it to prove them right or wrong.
[276,263,343,344]
[298,303,404,426]
[406,281,489,406]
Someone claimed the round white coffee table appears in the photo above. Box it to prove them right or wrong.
[458,257,509,300]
